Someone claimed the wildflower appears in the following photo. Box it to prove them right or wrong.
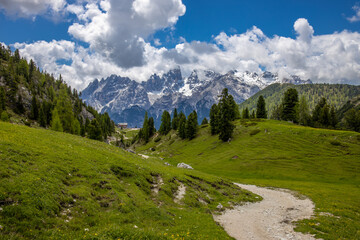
[134,225,138,228]
[84,228,89,231]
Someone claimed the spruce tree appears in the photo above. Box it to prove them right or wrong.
[15,94,25,114]
[159,110,171,135]
[218,88,235,142]
[228,95,240,120]
[142,112,150,142]
[172,108,179,130]
[281,88,299,122]
[201,117,208,125]
[88,119,103,141]
[185,111,198,140]
[148,117,155,137]
[344,109,360,132]
[0,87,5,114]
[256,95,267,119]
[51,110,63,132]
[210,104,219,135]
[298,96,311,126]
[250,110,256,119]
[39,105,47,127]
[30,96,39,120]
[178,112,187,139]
[329,106,338,128]
[242,107,250,119]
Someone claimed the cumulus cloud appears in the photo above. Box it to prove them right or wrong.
[0,0,66,17]
[67,0,185,68]
[347,5,360,23]
[13,14,360,90]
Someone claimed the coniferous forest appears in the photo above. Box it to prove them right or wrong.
[0,44,115,141]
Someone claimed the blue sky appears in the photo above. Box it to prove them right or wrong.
[0,0,360,89]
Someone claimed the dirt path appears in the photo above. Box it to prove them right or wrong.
[214,184,316,240]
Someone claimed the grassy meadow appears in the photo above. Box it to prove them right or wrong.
[136,119,360,240]
[0,122,258,240]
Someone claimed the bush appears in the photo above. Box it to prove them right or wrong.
[249,129,261,136]
[0,111,9,122]
[154,136,161,142]
[330,140,342,146]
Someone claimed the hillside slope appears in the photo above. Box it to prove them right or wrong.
[0,122,257,240]
[136,120,360,240]
[238,83,360,114]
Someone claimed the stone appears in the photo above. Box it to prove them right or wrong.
[177,163,193,169]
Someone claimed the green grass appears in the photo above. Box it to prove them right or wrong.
[0,122,258,240]
[136,120,360,240]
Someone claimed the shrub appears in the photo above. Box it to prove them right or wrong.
[0,111,9,122]
[249,129,261,136]
[330,140,342,146]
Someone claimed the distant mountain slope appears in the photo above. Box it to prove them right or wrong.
[239,83,360,114]
[81,69,311,128]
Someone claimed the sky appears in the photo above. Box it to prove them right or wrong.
[0,0,360,90]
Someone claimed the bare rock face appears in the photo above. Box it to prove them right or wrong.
[81,68,312,128]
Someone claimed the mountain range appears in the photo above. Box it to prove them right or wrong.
[81,68,312,128]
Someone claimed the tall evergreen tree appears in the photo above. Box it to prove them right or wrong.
[0,87,6,114]
[298,96,311,126]
[88,119,103,141]
[185,110,198,140]
[281,88,299,122]
[201,117,208,125]
[271,105,282,120]
[172,108,179,130]
[51,109,63,132]
[39,105,47,127]
[210,104,219,135]
[329,105,338,128]
[159,110,171,135]
[178,112,187,139]
[30,96,39,120]
[312,97,327,123]
[256,95,267,119]
[218,88,235,142]
[141,112,150,142]
[228,95,240,120]
[148,117,155,137]
[242,107,250,119]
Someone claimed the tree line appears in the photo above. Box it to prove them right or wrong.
[0,44,115,141]
[242,87,360,132]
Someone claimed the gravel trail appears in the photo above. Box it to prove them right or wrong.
[214,183,317,240]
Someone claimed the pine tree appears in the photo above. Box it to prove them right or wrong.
[210,104,219,135]
[30,95,39,120]
[298,96,311,126]
[142,112,150,142]
[329,105,338,128]
[178,112,187,139]
[201,117,208,125]
[185,110,198,140]
[218,88,235,142]
[228,95,240,120]
[172,108,179,130]
[0,87,6,114]
[148,117,155,137]
[312,97,327,123]
[281,88,299,122]
[39,105,47,127]
[51,109,63,132]
[15,94,25,114]
[256,95,267,119]
[72,118,81,135]
[88,119,103,141]
[242,107,250,119]
[250,110,256,119]
[344,109,360,132]
[159,110,171,135]
[271,105,282,120]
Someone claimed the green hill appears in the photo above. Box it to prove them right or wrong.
[0,122,257,240]
[136,120,360,240]
[239,83,360,114]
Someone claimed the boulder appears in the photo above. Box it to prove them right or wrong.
[177,163,193,170]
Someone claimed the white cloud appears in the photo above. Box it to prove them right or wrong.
[67,0,186,68]
[347,5,360,23]
[13,14,360,90]
[0,0,66,17]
